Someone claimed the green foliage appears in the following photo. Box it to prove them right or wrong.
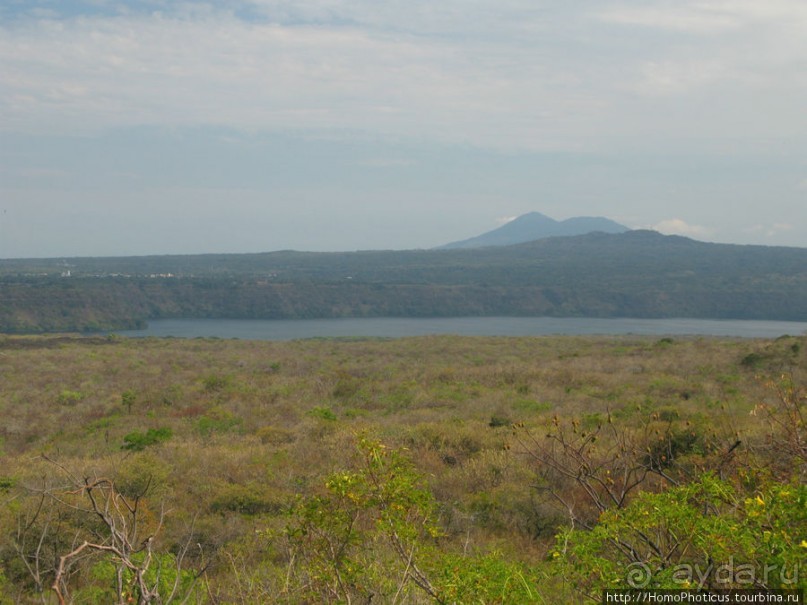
[121,426,173,451]
[286,437,556,603]
[286,436,442,602]
[306,406,337,421]
[488,414,512,428]
[121,388,137,412]
[0,568,11,605]
[203,373,233,392]
[740,337,805,373]
[256,425,295,445]
[160,384,184,406]
[210,483,283,515]
[115,452,172,499]
[57,389,84,405]
[513,399,552,414]
[752,373,806,471]
[643,427,706,470]
[196,407,242,437]
[85,414,118,434]
[80,552,199,604]
[553,475,807,598]
[331,372,363,400]
[434,552,547,604]
[741,352,765,368]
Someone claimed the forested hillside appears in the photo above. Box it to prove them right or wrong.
[2,231,807,333]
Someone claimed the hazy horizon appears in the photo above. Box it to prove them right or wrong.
[2,1,806,258]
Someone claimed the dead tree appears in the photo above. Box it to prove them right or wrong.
[12,456,202,605]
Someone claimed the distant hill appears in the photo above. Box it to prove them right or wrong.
[3,230,807,332]
[438,211,629,249]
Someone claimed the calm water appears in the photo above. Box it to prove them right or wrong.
[116,317,807,340]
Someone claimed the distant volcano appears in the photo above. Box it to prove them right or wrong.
[438,212,630,249]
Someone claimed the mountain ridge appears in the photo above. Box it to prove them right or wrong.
[438,211,630,249]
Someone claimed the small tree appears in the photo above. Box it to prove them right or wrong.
[553,475,806,600]
[751,373,806,477]
[121,389,137,413]
[285,436,443,603]
[11,458,202,604]
[511,411,712,529]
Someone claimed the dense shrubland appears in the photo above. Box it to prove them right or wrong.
[0,333,804,603]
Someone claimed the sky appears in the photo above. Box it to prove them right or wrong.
[1,0,806,257]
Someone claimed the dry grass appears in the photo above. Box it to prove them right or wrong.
[0,333,803,601]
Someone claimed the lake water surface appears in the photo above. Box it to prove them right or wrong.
[117,317,807,340]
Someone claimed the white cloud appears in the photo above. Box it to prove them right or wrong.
[745,223,795,238]
[597,4,741,34]
[0,0,804,159]
[599,0,807,107]
[4,1,804,152]
[0,11,586,150]
[1,2,807,255]
[635,59,728,96]
[356,157,414,168]
[495,216,518,225]
[653,218,711,238]
[243,0,555,37]
[598,0,807,34]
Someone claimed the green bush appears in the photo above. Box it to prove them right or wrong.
[434,552,547,604]
[57,389,84,405]
[196,407,242,437]
[307,406,337,421]
[489,414,512,428]
[203,373,233,392]
[286,436,442,602]
[553,475,807,597]
[210,484,283,515]
[80,553,199,604]
[0,568,11,605]
[115,452,172,499]
[121,388,137,412]
[121,427,173,451]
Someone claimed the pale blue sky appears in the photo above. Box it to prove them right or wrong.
[1,0,806,257]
